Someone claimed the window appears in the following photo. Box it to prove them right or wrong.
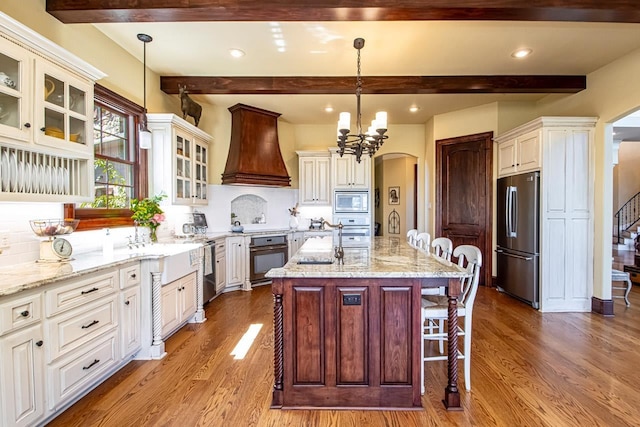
[64,84,148,231]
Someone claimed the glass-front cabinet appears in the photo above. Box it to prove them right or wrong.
[0,37,30,142]
[148,114,212,206]
[36,61,91,154]
[0,13,105,202]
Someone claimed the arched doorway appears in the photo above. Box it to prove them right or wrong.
[374,153,418,237]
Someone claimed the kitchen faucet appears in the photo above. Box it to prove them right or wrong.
[127,221,147,248]
[322,220,344,264]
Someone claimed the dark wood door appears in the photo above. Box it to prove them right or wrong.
[436,132,492,287]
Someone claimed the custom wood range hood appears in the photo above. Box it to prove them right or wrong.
[221,103,291,187]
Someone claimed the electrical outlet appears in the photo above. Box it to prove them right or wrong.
[0,230,10,249]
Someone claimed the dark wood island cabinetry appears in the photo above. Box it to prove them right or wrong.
[267,237,469,410]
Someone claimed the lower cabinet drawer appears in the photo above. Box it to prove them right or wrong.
[48,333,118,410]
[47,297,117,361]
[0,291,42,336]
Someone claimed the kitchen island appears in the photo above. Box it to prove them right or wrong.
[266,236,470,410]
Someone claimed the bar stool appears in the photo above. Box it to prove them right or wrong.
[415,232,431,252]
[406,229,418,247]
[421,245,482,393]
[612,269,632,306]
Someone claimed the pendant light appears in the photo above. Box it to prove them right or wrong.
[138,33,152,150]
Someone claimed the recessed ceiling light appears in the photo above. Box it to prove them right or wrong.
[325,106,334,113]
[409,106,420,113]
[511,48,532,59]
[229,48,245,58]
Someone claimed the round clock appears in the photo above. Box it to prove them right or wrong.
[52,237,73,258]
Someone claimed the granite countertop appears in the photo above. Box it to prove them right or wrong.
[0,242,202,298]
[266,236,470,279]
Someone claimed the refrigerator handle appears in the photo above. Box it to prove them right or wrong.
[505,187,512,238]
[511,186,518,238]
[507,186,517,238]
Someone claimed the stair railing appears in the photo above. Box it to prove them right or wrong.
[614,191,640,244]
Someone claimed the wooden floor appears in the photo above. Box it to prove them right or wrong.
[49,281,640,427]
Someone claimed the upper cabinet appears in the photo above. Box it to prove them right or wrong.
[496,129,541,177]
[297,151,331,205]
[147,114,212,206]
[0,13,105,202]
[329,148,370,190]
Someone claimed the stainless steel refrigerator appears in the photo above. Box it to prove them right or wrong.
[496,171,540,309]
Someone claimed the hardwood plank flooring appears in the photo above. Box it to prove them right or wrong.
[48,283,640,427]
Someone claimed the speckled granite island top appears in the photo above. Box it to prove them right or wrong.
[266,236,468,279]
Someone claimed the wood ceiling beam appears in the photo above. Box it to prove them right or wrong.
[46,1,640,24]
[160,75,586,95]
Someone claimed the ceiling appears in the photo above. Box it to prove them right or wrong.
[92,20,640,127]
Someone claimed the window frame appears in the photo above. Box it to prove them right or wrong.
[64,84,148,231]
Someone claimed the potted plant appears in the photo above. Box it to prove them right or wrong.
[130,193,167,242]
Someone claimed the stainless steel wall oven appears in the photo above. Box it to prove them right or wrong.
[249,235,288,285]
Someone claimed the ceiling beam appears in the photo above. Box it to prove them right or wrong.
[160,75,586,95]
[46,0,640,24]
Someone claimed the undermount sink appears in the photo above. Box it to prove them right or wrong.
[123,243,202,284]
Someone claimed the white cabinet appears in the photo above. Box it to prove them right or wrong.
[161,272,197,338]
[0,261,144,425]
[148,114,212,206]
[0,290,44,427]
[0,13,105,202]
[288,231,305,259]
[497,129,541,177]
[215,240,227,294]
[330,148,371,189]
[495,117,596,312]
[297,151,331,205]
[226,236,246,290]
[119,263,141,360]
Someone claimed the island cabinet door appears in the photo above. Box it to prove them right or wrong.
[281,279,420,409]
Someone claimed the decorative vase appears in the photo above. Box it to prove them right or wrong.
[149,227,158,243]
[289,215,299,230]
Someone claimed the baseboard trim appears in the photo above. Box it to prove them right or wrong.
[591,296,614,316]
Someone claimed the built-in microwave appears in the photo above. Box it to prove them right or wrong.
[334,191,369,213]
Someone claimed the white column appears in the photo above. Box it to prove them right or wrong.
[149,271,166,359]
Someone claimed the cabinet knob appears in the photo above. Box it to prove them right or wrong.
[20,310,29,317]
[35,340,43,347]
[130,273,136,279]
[124,300,130,305]
[40,127,46,132]
[24,123,31,128]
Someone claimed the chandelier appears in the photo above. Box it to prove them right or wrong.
[337,38,388,163]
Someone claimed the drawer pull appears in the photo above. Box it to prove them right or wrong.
[35,340,43,347]
[83,359,100,370]
[124,300,130,306]
[20,310,30,317]
[81,287,99,295]
[130,273,137,279]
[81,320,100,329]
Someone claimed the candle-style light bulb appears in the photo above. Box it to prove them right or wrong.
[338,112,351,132]
[375,111,388,130]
